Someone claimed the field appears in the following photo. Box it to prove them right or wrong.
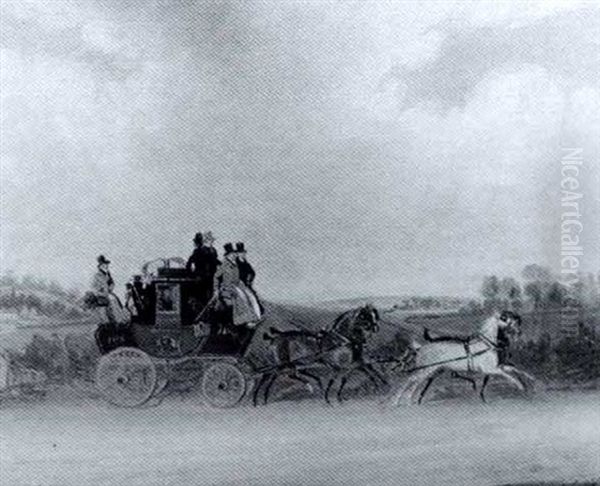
[1,390,599,486]
[2,303,599,485]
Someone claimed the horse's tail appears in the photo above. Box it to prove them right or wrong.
[423,328,434,342]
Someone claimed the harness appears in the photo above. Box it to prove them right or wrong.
[406,334,498,374]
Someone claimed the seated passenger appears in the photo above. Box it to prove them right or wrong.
[91,255,128,325]
[124,275,147,321]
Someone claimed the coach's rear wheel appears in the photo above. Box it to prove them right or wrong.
[95,347,156,407]
[201,362,246,408]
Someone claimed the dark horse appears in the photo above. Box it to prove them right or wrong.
[253,327,324,405]
[253,304,385,405]
[321,304,389,403]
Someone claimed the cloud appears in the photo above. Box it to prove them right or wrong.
[382,8,600,112]
[0,3,142,84]
[1,1,598,299]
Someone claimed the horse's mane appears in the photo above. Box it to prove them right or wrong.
[329,308,359,333]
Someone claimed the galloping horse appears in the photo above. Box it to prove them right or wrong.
[389,311,533,406]
[253,304,383,405]
[253,327,324,405]
[320,304,387,403]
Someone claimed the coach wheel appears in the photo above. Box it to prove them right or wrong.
[95,347,157,407]
[201,362,246,408]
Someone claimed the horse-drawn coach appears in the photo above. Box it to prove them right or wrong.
[93,258,257,408]
[84,256,533,409]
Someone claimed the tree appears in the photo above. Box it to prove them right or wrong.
[524,282,543,310]
[584,273,599,308]
[0,271,17,288]
[481,276,500,311]
[522,264,555,310]
[500,277,522,311]
[522,264,553,283]
[546,282,566,307]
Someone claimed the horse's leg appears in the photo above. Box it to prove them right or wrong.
[502,365,536,391]
[353,363,381,395]
[337,376,348,403]
[390,368,439,406]
[479,375,490,403]
[288,369,315,394]
[363,363,389,390]
[296,369,324,393]
[337,366,361,403]
[488,367,525,393]
[408,368,443,405]
[417,369,443,405]
[263,372,281,405]
[451,371,477,391]
[325,373,339,405]
[501,365,536,383]
[253,372,270,406]
[389,372,420,407]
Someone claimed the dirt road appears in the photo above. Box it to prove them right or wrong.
[1,390,599,486]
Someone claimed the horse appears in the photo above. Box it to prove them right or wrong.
[420,320,536,403]
[253,304,383,405]
[389,311,533,406]
[253,327,325,405]
[320,304,388,404]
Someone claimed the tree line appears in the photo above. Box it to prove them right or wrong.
[477,264,599,313]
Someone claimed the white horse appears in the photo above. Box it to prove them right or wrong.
[389,311,534,406]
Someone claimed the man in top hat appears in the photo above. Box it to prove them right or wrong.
[213,243,238,308]
[186,232,220,308]
[186,232,205,276]
[91,255,128,325]
[235,242,255,288]
[214,243,262,327]
[201,231,219,287]
[236,242,263,314]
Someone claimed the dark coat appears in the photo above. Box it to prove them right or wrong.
[237,258,256,287]
[187,246,220,281]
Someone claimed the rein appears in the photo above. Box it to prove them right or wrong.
[255,307,372,374]
[399,333,500,374]
[404,346,492,374]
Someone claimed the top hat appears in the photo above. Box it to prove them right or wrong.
[193,232,203,244]
[235,242,246,253]
[97,255,111,265]
[223,242,235,255]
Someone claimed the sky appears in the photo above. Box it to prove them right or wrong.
[1,0,599,301]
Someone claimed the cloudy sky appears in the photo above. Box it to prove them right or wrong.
[1,0,599,301]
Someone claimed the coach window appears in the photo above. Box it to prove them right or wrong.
[156,284,180,314]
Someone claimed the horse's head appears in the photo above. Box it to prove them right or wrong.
[356,303,380,333]
[499,310,522,339]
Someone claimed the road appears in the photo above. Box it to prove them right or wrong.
[1,390,599,486]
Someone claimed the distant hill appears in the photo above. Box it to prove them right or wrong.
[0,285,89,320]
[307,295,472,313]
